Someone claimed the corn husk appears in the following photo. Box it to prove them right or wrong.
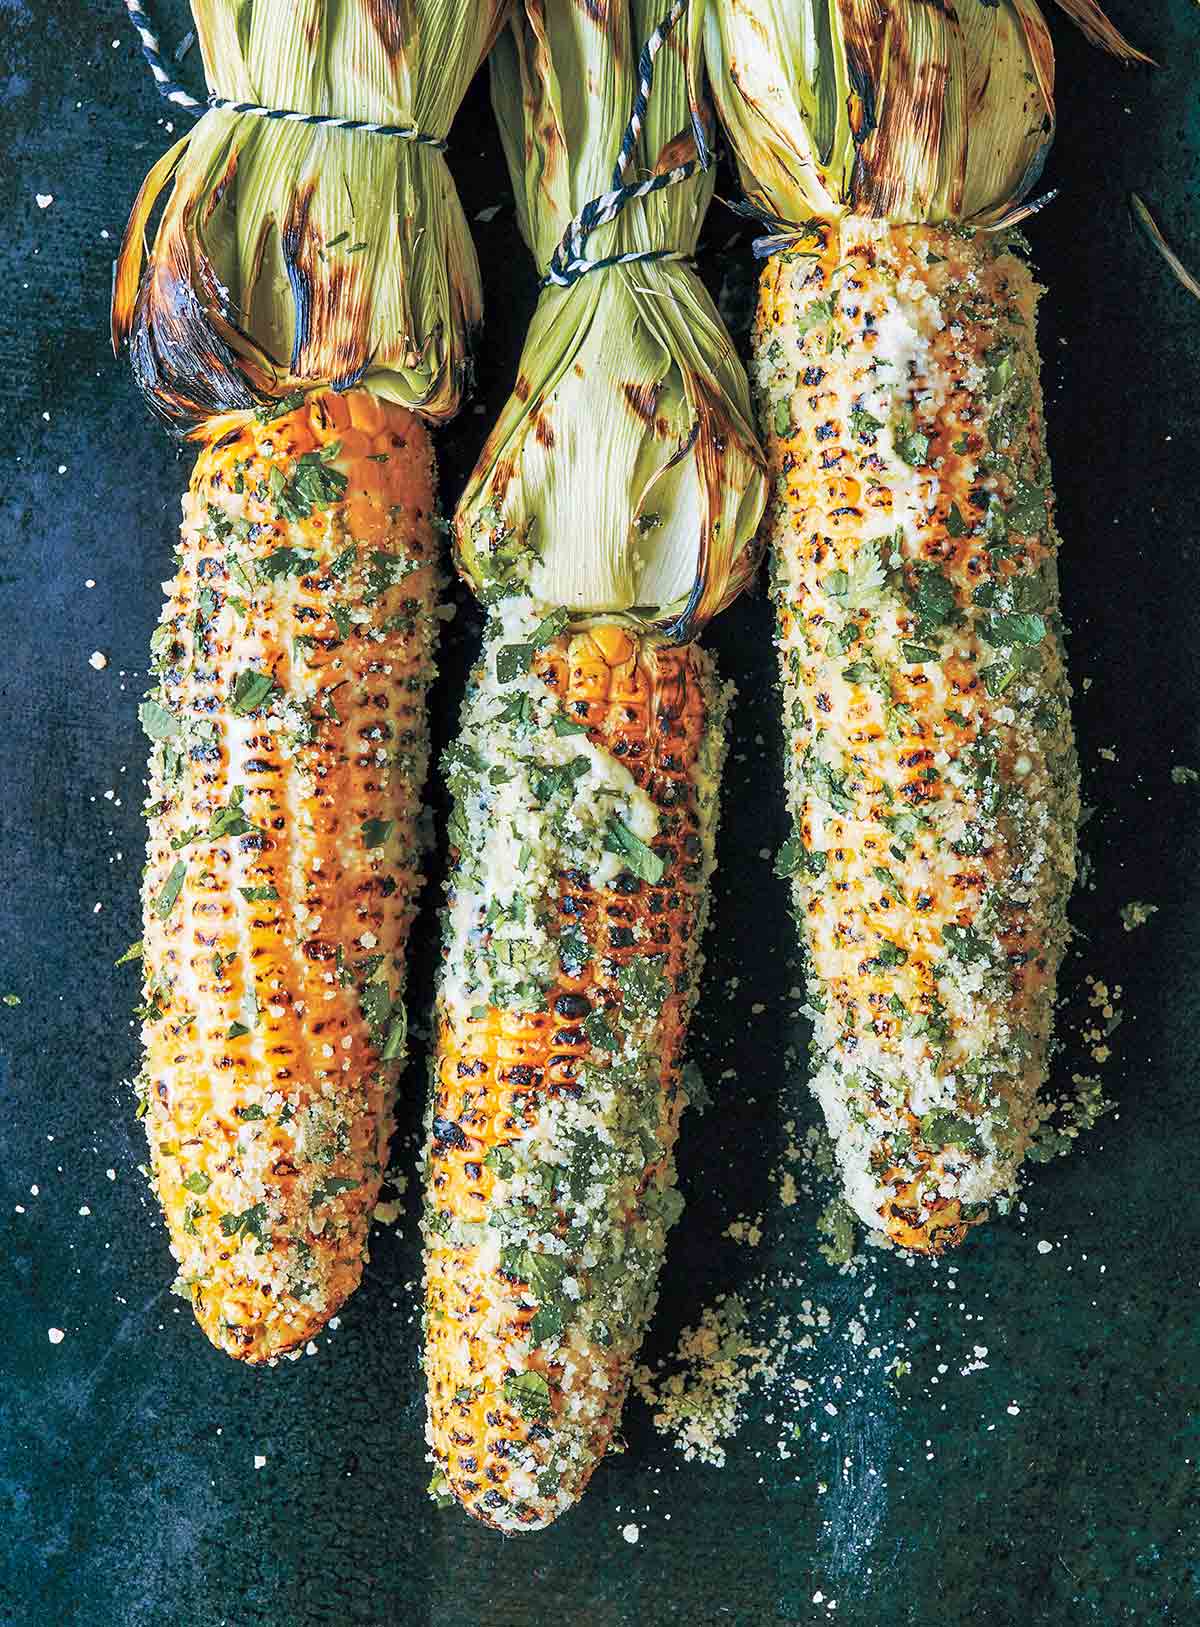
[692,0,1144,229]
[112,0,509,427]
[453,0,766,639]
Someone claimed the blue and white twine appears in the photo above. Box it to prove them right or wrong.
[122,0,447,148]
[542,0,697,288]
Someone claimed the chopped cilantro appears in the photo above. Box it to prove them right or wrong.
[361,817,394,848]
[218,1202,269,1251]
[557,924,590,976]
[312,1176,360,1206]
[942,921,991,965]
[153,860,187,920]
[893,414,930,466]
[503,1370,552,1420]
[849,406,883,441]
[919,1109,982,1152]
[229,669,275,716]
[603,817,665,884]
[254,390,306,423]
[530,757,589,804]
[616,958,669,1019]
[269,450,348,521]
[775,837,826,880]
[331,544,358,581]
[584,1011,620,1052]
[900,642,939,664]
[984,611,1046,648]
[904,561,958,637]
[257,547,317,583]
[496,643,534,684]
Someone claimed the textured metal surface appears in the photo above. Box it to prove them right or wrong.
[1,2,1198,1624]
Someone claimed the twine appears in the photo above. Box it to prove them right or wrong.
[123,0,447,149]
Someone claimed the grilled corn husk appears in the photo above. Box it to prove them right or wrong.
[454,0,765,638]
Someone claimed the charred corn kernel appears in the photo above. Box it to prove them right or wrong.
[756,222,1079,1252]
[423,611,729,1530]
[137,390,439,1361]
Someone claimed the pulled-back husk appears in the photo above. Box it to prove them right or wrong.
[453,0,766,640]
[692,0,1146,231]
[113,0,509,428]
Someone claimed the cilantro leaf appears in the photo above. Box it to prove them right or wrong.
[218,1202,270,1252]
[139,700,182,741]
[153,860,187,920]
[229,669,275,716]
[603,816,665,884]
[617,958,670,1019]
[893,414,930,466]
[496,644,534,684]
[257,547,318,583]
[503,1370,552,1420]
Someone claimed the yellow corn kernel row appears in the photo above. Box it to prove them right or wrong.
[138,389,439,1360]
[423,623,728,1529]
[755,221,1079,1252]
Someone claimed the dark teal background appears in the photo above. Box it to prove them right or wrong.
[2,3,1198,1623]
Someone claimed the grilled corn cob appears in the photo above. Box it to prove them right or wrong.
[113,0,507,1354]
[694,0,1144,1249]
[424,616,728,1530]
[421,0,761,1528]
[758,223,1077,1250]
[138,391,438,1360]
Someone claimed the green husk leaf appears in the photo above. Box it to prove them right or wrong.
[453,0,765,635]
[113,0,509,426]
[695,0,1059,227]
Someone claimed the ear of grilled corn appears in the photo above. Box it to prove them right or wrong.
[423,617,728,1529]
[756,222,1078,1251]
[137,391,439,1360]
[116,0,502,1356]
[697,0,1101,1250]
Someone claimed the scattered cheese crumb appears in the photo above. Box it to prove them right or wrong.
[1036,1239,1052,1255]
[621,1523,640,1545]
[88,651,108,671]
[36,193,53,209]
[48,1327,65,1345]
[253,1454,266,1469]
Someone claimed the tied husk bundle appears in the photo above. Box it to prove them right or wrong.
[112,0,509,428]
[692,0,1148,230]
[454,0,766,641]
